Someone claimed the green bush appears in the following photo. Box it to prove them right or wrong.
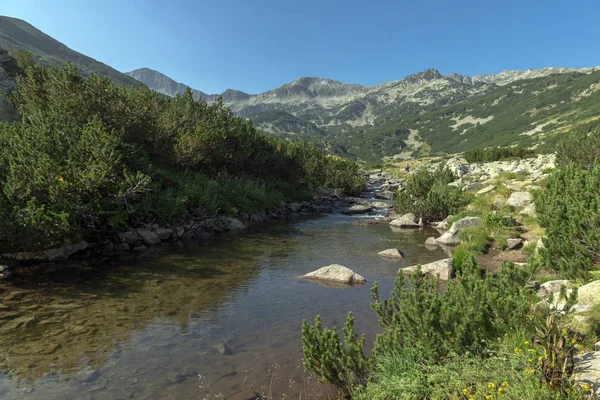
[394,167,469,223]
[535,163,600,279]
[301,313,368,395]
[555,121,600,170]
[0,55,365,252]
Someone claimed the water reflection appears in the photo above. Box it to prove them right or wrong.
[0,215,448,399]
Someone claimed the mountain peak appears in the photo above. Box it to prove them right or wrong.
[402,68,442,84]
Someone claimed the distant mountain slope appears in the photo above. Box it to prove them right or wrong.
[125,68,209,101]
[0,15,140,87]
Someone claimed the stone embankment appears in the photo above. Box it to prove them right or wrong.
[0,170,405,278]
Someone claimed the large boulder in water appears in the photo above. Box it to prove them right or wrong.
[436,217,482,246]
[389,213,419,228]
[342,205,374,215]
[402,258,455,280]
[302,264,366,284]
[378,249,404,259]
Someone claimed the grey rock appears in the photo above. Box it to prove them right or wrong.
[463,182,485,192]
[431,215,453,230]
[133,245,147,251]
[573,351,600,395]
[119,231,139,246]
[114,243,130,252]
[476,186,495,195]
[136,229,161,246]
[492,198,507,210]
[289,203,303,212]
[403,258,455,280]
[155,228,173,241]
[196,231,213,243]
[505,238,523,250]
[181,231,196,241]
[222,217,246,230]
[389,213,419,228]
[214,342,234,356]
[302,264,366,284]
[166,372,186,384]
[425,237,438,247]
[3,241,88,262]
[507,191,533,209]
[377,249,404,259]
[173,226,185,238]
[436,217,482,246]
[519,203,536,217]
[537,280,574,298]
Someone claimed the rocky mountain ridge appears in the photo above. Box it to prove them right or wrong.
[3,14,600,163]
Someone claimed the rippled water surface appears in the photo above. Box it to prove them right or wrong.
[0,214,449,399]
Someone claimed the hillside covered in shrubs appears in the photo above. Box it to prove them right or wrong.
[0,51,364,253]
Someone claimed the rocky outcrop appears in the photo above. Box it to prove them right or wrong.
[435,217,482,246]
[403,258,455,280]
[389,213,419,228]
[377,249,404,259]
[302,264,366,285]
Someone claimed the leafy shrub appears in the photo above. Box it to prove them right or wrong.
[464,146,536,163]
[395,167,469,223]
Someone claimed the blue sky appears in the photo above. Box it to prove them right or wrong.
[3,0,599,94]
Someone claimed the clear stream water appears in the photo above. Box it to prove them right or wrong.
[0,214,449,400]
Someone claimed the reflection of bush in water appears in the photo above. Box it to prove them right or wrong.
[0,234,296,383]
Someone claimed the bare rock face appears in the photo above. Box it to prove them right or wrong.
[302,264,366,285]
[377,249,404,259]
[435,217,482,246]
[402,258,455,280]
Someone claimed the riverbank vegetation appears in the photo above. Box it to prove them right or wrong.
[0,52,364,253]
[302,123,600,399]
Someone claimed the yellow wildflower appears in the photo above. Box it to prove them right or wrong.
[469,396,475,400]
[528,359,533,363]
[58,176,65,183]
[583,384,591,391]
[498,387,504,393]
[571,338,577,344]
[502,381,509,387]
[514,346,521,354]
[463,388,468,395]
[562,327,568,334]
[485,396,492,400]
[523,340,529,345]
[488,382,495,389]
